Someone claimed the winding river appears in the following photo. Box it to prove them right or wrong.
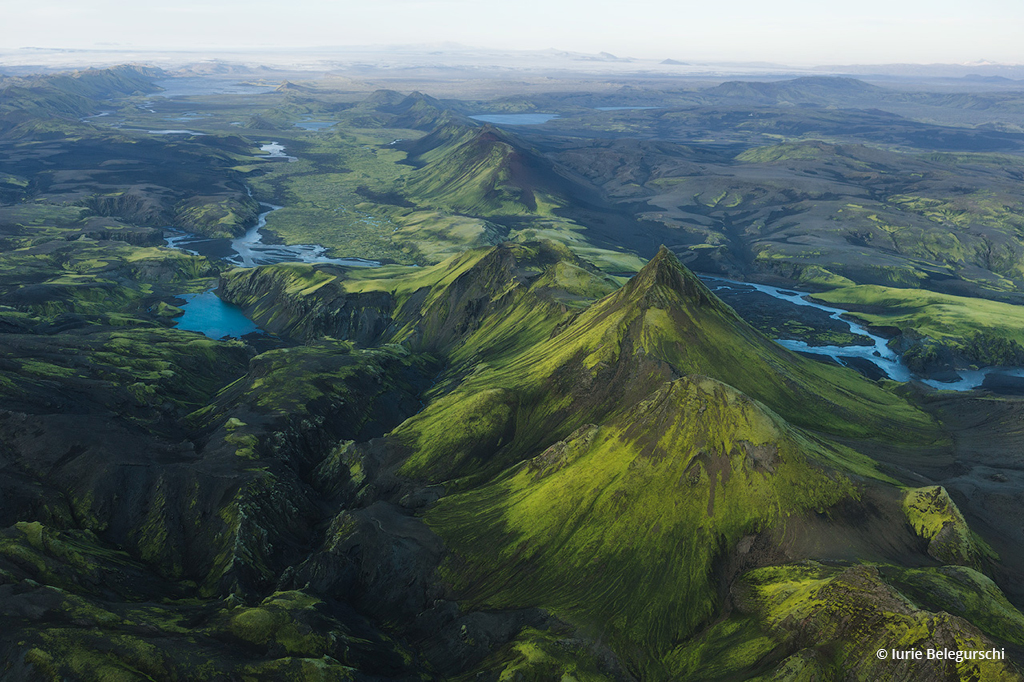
[167,201,381,269]
[701,276,1024,392]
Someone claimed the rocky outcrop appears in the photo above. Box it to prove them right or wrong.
[904,486,989,568]
[730,562,1021,681]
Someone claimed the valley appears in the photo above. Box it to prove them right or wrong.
[2,64,1024,680]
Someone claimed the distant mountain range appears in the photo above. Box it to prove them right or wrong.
[5,45,1022,83]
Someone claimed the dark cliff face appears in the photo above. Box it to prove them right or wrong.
[219,265,397,344]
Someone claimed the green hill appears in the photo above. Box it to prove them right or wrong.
[0,65,161,135]
[394,247,937,483]
[405,124,596,217]
[708,76,881,105]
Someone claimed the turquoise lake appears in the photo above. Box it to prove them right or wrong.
[174,290,262,339]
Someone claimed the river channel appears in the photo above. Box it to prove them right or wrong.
[165,144,379,338]
[701,276,1024,393]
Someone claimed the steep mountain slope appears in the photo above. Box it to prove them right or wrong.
[391,247,937,485]
[390,249,1015,679]
[428,386,1022,679]
[221,244,1018,678]
[429,376,859,667]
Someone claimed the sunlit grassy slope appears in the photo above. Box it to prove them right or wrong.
[382,248,1003,680]
[406,125,569,217]
[394,247,938,484]
[339,248,967,679]
[428,376,858,667]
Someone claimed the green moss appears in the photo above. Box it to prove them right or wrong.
[882,565,1024,646]
[795,265,855,288]
[0,522,150,597]
[238,657,355,682]
[903,486,986,567]
[173,195,259,238]
[205,476,278,594]
[735,143,833,163]
[389,210,504,264]
[458,627,617,682]
[406,129,565,217]
[6,518,134,581]
[664,616,778,680]
[201,341,432,425]
[815,284,1024,350]
[747,649,831,681]
[244,129,419,263]
[228,591,330,656]
[230,607,281,645]
[531,261,620,305]
[735,562,1020,681]
[31,630,171,682]
[0,233,218,325]
[429,377,858,675]
[18,359,75,378]
[24,648,60,680]
[226,431,260,459]
[397,388,517,478]
[135,481,178,574]
[960,331,1024,367]
[155,301,184,318]
[16,520,46,547]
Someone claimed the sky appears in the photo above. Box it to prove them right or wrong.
[4,0,1023,65]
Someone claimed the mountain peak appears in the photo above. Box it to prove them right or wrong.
[471,124,519,149]
[362,89,405,107]
[276,80,315,93]
[621,245,725,311]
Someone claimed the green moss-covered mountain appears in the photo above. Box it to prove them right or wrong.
[3,234,1023,680]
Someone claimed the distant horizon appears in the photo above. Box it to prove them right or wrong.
[0,43,1022,75]
[5,0,1023,67]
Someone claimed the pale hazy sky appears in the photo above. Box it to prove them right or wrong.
[4,0,1023,65]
